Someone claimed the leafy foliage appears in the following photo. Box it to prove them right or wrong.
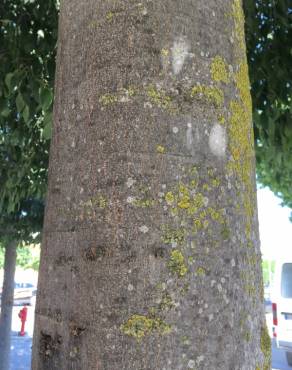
[244,1,292,216]
[0,0,58,241]
[0,243,40,270]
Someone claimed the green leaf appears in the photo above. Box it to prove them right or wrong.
[0,105,10,118]
[39,87,53,111]
[43,112,52,140]
[16,93,25,113]
[23,105,30,122]
[5,72,14,92]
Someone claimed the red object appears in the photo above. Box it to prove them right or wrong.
[272,303,278,326]
[18,306,28,336]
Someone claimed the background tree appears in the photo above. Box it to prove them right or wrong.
[244,0,292,218]
[32,0,269,369]
[0,0,58,368]
[0,200,43,370]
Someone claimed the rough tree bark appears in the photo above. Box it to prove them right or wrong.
[32,0,270,369]
[0,240,17,370]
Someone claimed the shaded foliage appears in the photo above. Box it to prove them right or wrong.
[245,0,292,217]
[0,0,58,240]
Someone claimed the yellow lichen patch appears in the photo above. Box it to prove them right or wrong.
[231,0,246,53]
[156,145,166,154]
[211,178,220,187]
[210,56,230,83]
[106,11,114,22]
[207,207,225,224]
[159,293,175,310]
[165,191,175,205]
[147,85,173,110]
[168,250,188,277]
[235,61,253,121]
[161,48,169,56]
[228,84,254,238]
[218,114,226,125]
[132,198,155,208]
[190,84,224,107]
[193,218,203,231]
[177,195,191,209]
[83,194,108,210]
[121,314,171,341]
[99,93,118,106]
[161,225,185,244]
[196,267,206,276]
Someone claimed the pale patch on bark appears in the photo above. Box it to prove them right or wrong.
[186,122,194,152]
[171,37,190,75]
[139,225,149,233]
[208,124,227,157]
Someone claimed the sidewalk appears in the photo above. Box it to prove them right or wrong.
[10,331,32,370]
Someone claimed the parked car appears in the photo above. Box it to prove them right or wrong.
[271,259,292,366]
[13,282,37,305]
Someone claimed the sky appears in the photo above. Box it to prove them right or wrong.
[257,187,292,260]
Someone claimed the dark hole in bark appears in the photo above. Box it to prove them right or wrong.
[114,296,127,305]
[55,254,74,266]
[51,186,61,194]
[153,247,166,258]
[70,324,86,337]
[84,246,106,261]
[40,331,62,358]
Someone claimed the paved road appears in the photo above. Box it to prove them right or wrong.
[10,334,32,370]
[272,344,292,370]
[8,308,292,370]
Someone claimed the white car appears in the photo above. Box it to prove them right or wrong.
[271,259,292,366]
[13,282,37,306]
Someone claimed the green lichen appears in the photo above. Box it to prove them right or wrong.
[158,293,175,310]
[161,225,186,245]
[99,93,118,106]
[147,85,173,110]
[106,11,114,22]
[221,226,230,240]
[190,84,224,107]
[210,56,230,83]
[83,194,108,210]
[207,207,225,224]
[202,183,211,192]
[121,314,171,340]
[244,331,251,342]
[211,178,220,187]
[218,114,226,125]
[193,219,203,231]
[132,198,155,208]
[168,250,188,277]
[127,87,136,97]
[260,326,271,370]
[165,191,175,205]
[196,267,206,276]
[244,284,256,297]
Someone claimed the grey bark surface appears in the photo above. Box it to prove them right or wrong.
[32,0,269,369]
[0,240,17,370]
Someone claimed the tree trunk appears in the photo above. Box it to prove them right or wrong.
[32,0,270,369]
[0,240,17,370]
